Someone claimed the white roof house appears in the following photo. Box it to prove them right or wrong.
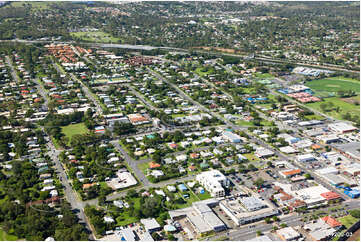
[140,218,161,233]
[104,216,115,223]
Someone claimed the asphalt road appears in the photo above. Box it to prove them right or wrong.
[126,84,160,111]
[25,42,357,241]
[4,39,358,74]
[5,56,20,83]
[51,62,103,115]
[150,62,350,201]
[45,134,95,240]
[111,140,151,187]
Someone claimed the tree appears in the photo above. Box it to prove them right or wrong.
[349,209,360,218]
[167,234,177,241]
[98,195,106,206]
[126,189,138,199]
[152,232,162,241]
[320,103,327,112]
[304,173,312,179]
[272,216,279,222]
[280,223,287,228]
[247,163,256,171]
[265,217,271,224]
[256,230,262,236]
[142,197,161,218]
[254,178,264,188]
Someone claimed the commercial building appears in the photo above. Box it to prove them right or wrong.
[106,171,137,190]
[328,122,357,133]
[317,135,340,144]
[274,182,330,208]
[196,170,229,197]
[332,142,360,161]
[296,154,316,162]
[249,234,274,241]
[168,199,226,236]
[304,217,341,241]
[127,113,151,125]
[276,227,301,241]
[222,131,242,143]
[219,196,278,225]
[140,218,161,233]
[279,169,302,179]
[255,147,274,158]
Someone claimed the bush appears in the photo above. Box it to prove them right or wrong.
[350,209,360,218]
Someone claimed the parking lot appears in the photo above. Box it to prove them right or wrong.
[212,205,237,229]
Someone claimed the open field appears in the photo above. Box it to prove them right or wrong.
[70,31,120,43]
[254,73,275,79]
[338,215,359,228]
[305,76,360,95]
[0,228,18,241]
[6,1,57,9]
[61,123,89,144]
[306,97,360,120]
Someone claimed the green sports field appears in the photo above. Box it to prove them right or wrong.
[61,123,89,144]
[305,76,360,95]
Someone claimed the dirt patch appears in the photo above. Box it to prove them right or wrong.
[347,228,360,241]
[342,97,360,105]
[194,46,237,54]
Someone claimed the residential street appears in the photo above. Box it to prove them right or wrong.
[5,55,20,83]
[46,136,95,240]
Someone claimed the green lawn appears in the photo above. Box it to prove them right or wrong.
[243,153,260,162]
[115,197,141,226]
[195,67,214,77]
[197,190,212,200]
[137,162,149,174]
[0,228,18,241]
[305,77,360,95]
[254,73,275,79]
[51,136,61,150]
[306,97,360,120]
[235,119,255,127]
[338,215,359,228]
[171,113,187,118]
[173,190,199,209]
[70,31,120,43]
[115,214,138,227]
[61,123,89,144]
